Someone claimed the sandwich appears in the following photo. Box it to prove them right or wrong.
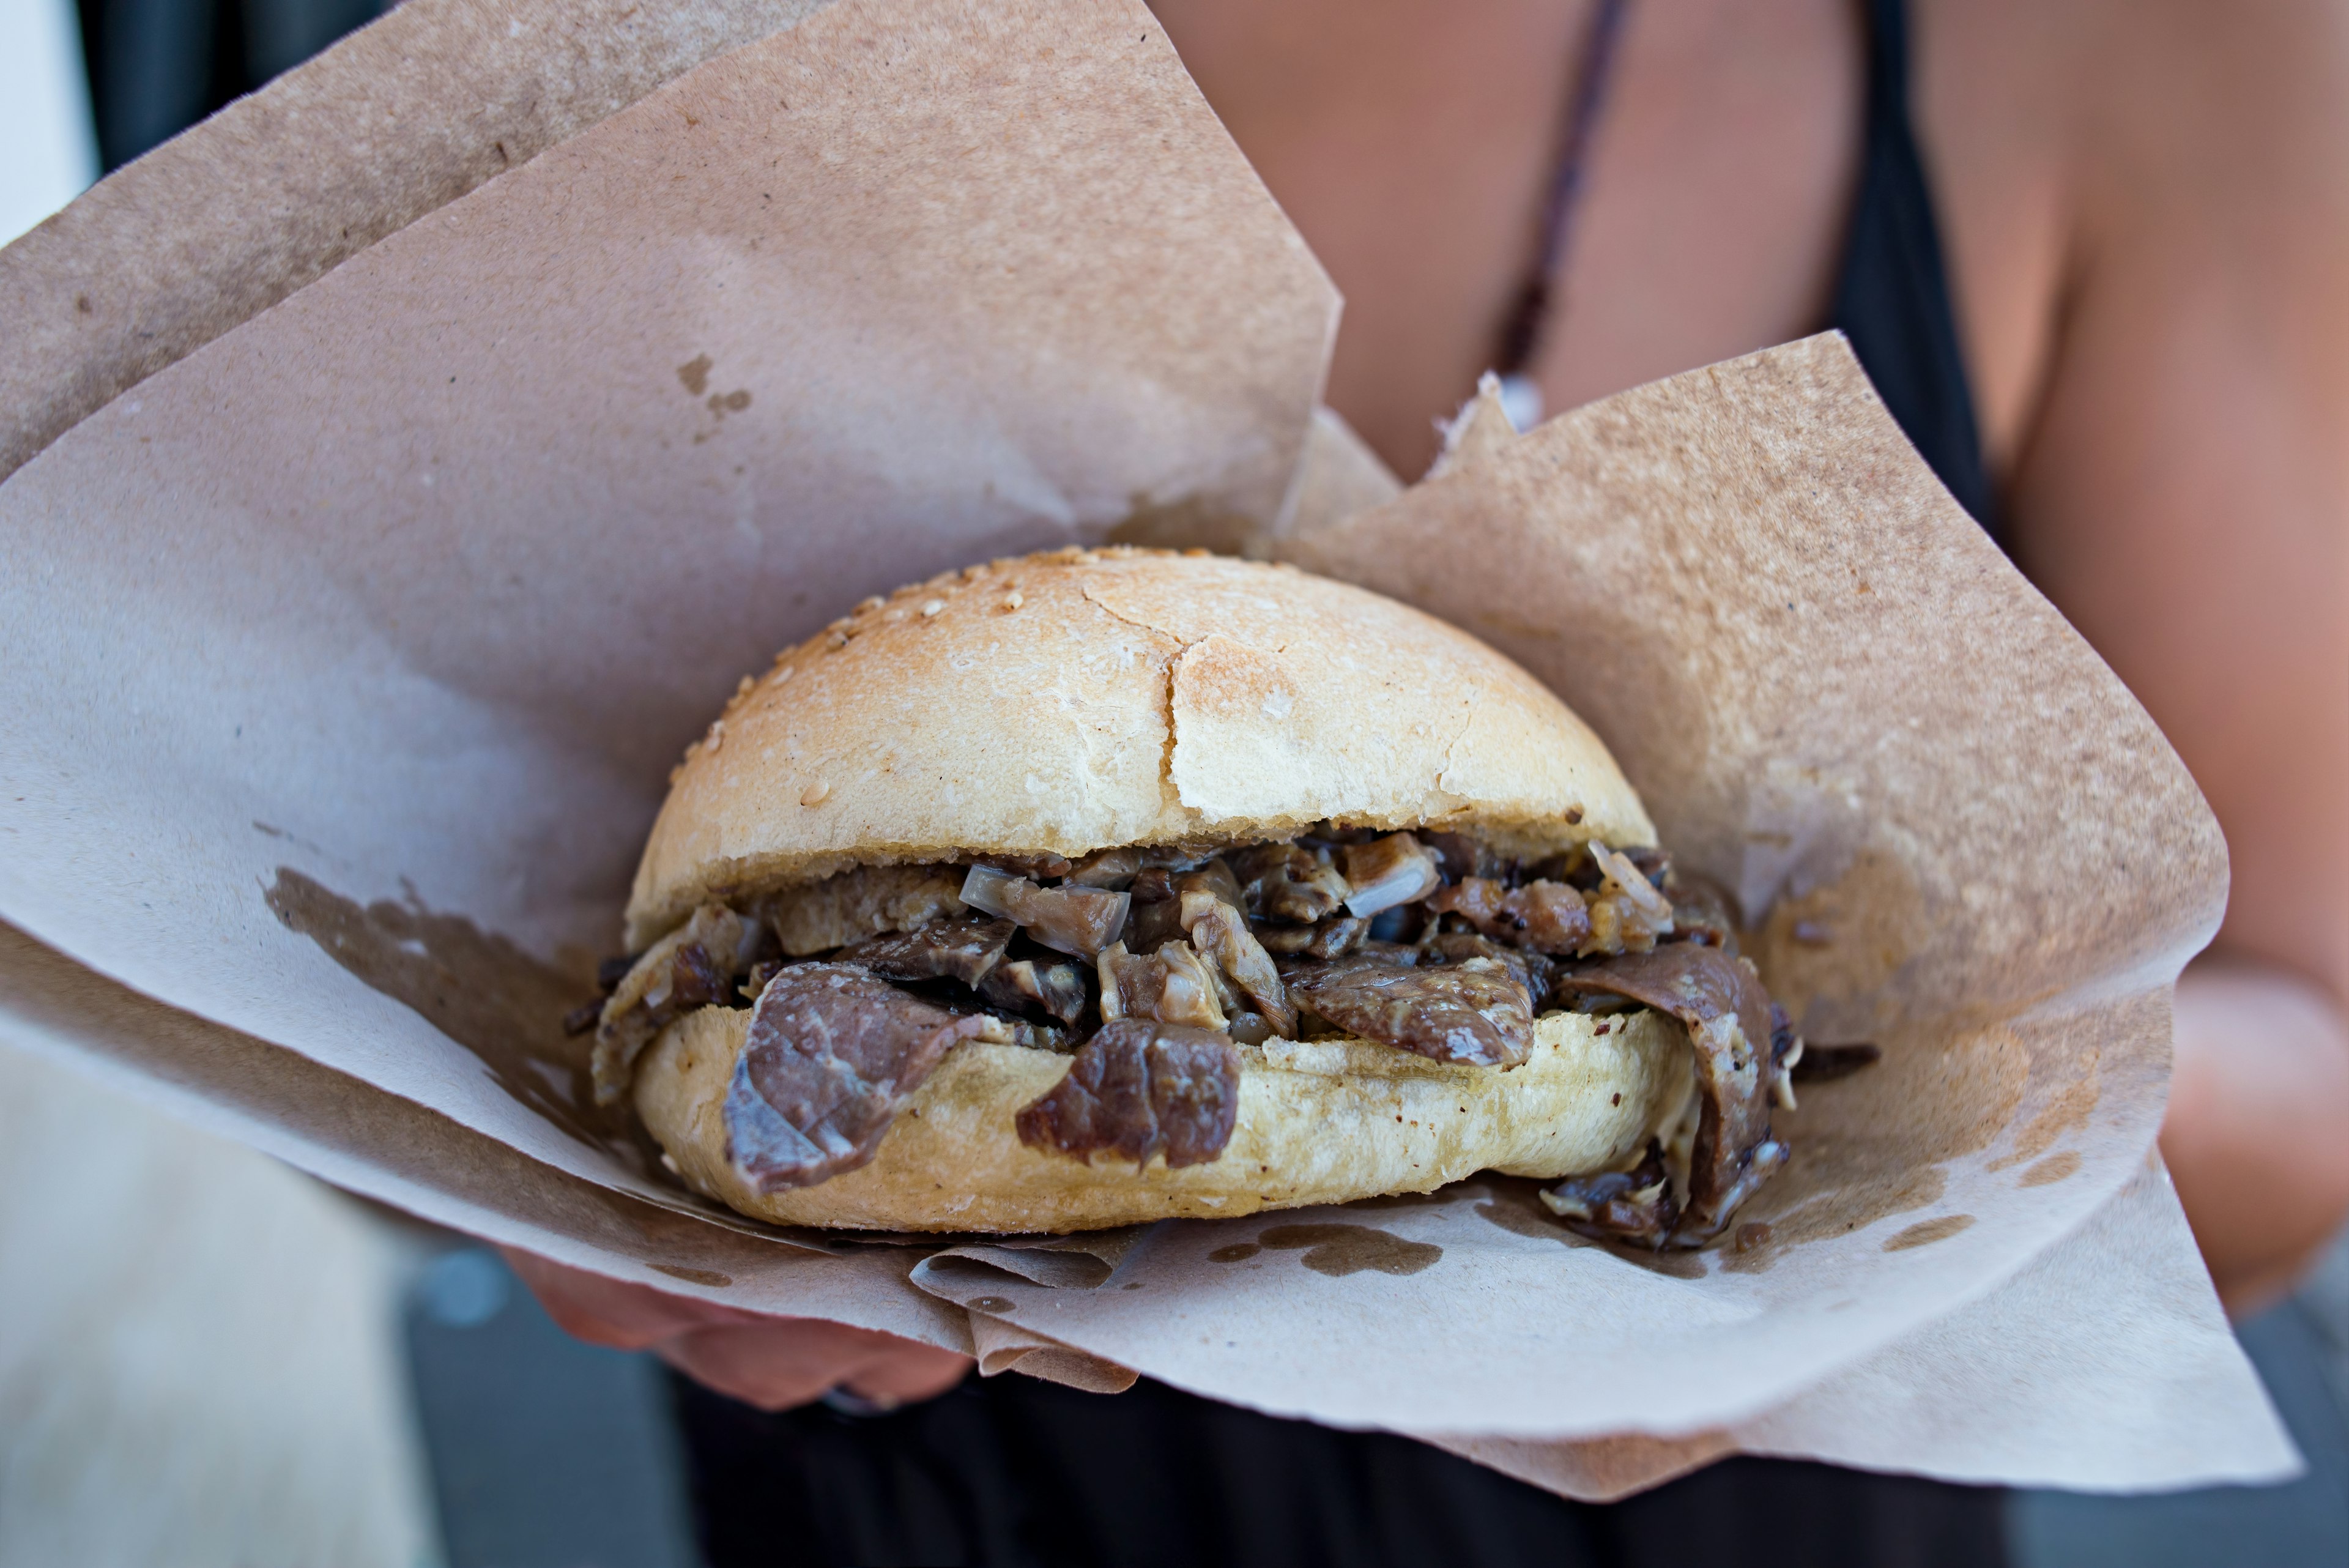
[574,546,1802,1240]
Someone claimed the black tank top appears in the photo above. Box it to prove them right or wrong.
[1828,0,2000,537]
[667,7,2015,1562]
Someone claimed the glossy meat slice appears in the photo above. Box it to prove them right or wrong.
[593,904,751,1104]
[1176,866,1295,1036]
[835,916,1015,986]
[1281,950,1534,1067]
[1425,877,1592,955]
[1014,1019,1241,1169]
[1551,945,1790,1244]
[976,956,1090,1025]
[721,962,987,1192]
[1419,931,1555,1009]
[959,866,1130,959]
[1228,842,1350,924]
[1096,940,1227,1030]
[1340,833,1442,918]
[767,866,970,956]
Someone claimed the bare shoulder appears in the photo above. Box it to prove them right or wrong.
[1914,0,2349,461]
[1954,0,2349,198]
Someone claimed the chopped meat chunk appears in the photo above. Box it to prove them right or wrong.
[1551,944,1789,1244]
[1121,866,1186,954]
[1281,949,1533,1067]
[593,904,751,1103]
[1341,833,1443,918]
[1096,940,1227,1030]
[959,866,1130,959]
[1014,1019,1241,1169]
[1421,830,1505,883]
[1666,877,1739,953]
[1176,859,1247,911]
[722,962,988,1191]
[768,866,969,956]
[1230,843,1351,924]
[836,916,1015,986]
[1176,869,1296,1036]
[976,956,1090,1025]
[1580,845,1675,956]
[967,851,1074,880]
[1540,1141,1678,1244]
[1254,915,1367,959]
[1065,847,1143,888]
[1419,931,1554,1009]
[1427,877,1592,954]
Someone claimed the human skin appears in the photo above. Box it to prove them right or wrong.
[522,0,2349,1399]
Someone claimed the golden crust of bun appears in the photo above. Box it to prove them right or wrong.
[624,548,1655,949]
[633,1006,1692,1233]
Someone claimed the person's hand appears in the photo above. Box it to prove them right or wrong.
[503,1248,973,1411]
[2161,959,2349,1318]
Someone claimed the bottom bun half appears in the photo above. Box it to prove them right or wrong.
[634,1009,1694,1233]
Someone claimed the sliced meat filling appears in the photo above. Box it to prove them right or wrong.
[976,957,1091,1025]
[1097,940,1227,1030]
[1176,864,1296,1036]
[1540,1141,1677,1239]
[593,904,753,1104]
[1229,842,1350,924]
[1280,949,1534,1068]
[959,866,1130,959]
[836,915,1015,986]
[1014,1019,1241,1169]
[768,865,970,956]
[593,823,1820,1215]
[1340,832,1443,917]
[1426,878,1592,955]
[722,962,988,1192]
[1550,944,1793,1247]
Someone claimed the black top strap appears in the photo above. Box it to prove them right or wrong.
[1828,0,2002,538]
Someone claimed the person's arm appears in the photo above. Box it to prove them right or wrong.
[1987,1,2349,1315]
[503,1249,973,1411]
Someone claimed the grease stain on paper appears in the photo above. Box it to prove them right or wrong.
[651,1264,733,1287]
[1989,1050,2101,1170]
[1720,1016,2028,1273]
[1257,1223,1440,1277]
[262,867,629,1159]
[2019,1150,2082,1187]
[1208,1243,1261,1263]
[1468,1178,1705,1279]
[1883,1214,1975,1251]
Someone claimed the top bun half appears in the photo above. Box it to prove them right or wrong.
[625,548,1653,949]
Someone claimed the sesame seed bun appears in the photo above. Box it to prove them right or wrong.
[624,548,1655,950]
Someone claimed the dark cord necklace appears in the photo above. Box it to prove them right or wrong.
[1492,0,1633,428]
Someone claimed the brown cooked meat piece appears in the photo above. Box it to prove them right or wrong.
[1552,944,1791,1245]
[1425,877,1592,954]
[835,915,1016,987]
[1280,949,1534,1067]
[768,866,971,956]
[1014,1019,1242,1169]
[722,962,989,1192]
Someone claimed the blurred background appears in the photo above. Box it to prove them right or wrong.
[2,0,2345,1563]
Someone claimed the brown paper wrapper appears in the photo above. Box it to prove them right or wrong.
[0,0,2291,1492]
